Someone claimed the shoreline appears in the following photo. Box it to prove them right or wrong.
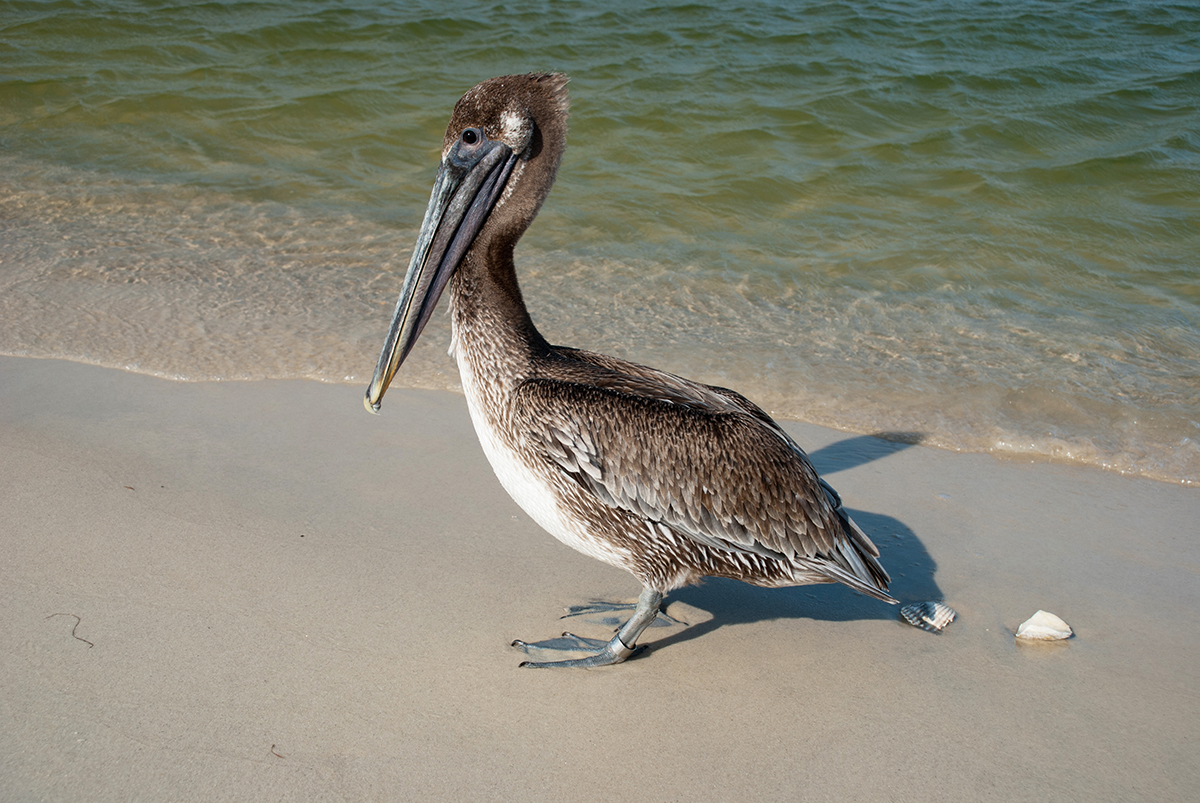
[3,348,1194,488]
[2,355,1197,800]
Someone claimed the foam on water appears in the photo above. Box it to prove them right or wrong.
[1,0,1198,484]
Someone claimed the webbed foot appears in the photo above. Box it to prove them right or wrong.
[511,587,664,669]
[512,631,640,668]
[561,600,685,627]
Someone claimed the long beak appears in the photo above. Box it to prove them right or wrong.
[365,135,517,413]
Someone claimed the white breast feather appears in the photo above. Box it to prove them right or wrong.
[457,354,632,570]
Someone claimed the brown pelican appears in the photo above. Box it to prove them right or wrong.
[366,73,896,668]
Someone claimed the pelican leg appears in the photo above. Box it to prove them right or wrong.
[513,587,664,668]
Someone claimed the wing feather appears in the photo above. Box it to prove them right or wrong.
[512,361,892,601]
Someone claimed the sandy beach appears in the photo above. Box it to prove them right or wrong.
[1,355,1197,801]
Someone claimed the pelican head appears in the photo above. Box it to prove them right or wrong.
[365,73,569,413]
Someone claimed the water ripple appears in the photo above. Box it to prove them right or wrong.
[1,0,1198,482]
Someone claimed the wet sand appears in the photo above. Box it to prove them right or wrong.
[2,356,1197,801]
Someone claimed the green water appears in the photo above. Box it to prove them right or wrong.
[2,0,1198,482]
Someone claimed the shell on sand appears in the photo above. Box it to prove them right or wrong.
[900,601,957,633]
[1016,610,1072,640]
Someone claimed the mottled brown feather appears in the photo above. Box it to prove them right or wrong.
[510,347,894,601]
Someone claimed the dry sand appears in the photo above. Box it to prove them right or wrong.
[2,355,1197,801]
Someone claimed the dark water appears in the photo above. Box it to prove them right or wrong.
[2,0,1198,482]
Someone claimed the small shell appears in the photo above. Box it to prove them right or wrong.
[1016,610,1072,641]
[900,601,957,633]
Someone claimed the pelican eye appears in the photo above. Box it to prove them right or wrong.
[461,128,481,145]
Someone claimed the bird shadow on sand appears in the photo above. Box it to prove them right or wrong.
[635,431,943,656]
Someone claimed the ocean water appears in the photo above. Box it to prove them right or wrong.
[2,0,1198,483]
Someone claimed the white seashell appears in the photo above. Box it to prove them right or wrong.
[900,601,957,633]
[1016,610,1072,640]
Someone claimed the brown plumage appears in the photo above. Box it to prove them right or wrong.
[367,73,895,667]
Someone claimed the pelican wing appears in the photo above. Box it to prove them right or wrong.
[511,364,891,598]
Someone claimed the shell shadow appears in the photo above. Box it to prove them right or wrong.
[648,431,942,653]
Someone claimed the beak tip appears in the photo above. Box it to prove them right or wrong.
[363,391,382,415]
